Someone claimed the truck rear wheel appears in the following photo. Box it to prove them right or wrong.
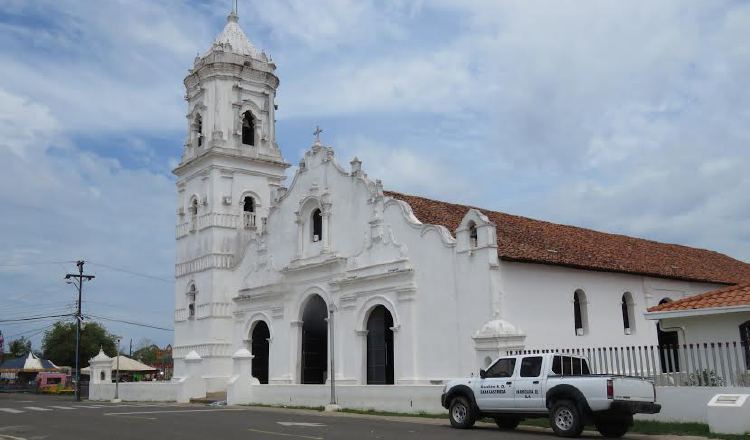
[549,400,584,437]
[494,417,520,430]
[448,396,475,429]
[595,415,632,438]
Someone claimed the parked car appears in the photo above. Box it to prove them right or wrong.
[441,353,661,437]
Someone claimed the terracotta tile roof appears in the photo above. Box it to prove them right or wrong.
[647,283,750,312]
[385,191,750,285]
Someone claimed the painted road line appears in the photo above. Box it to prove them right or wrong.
[247,428,323,439]
[277,422,326,427]
[0,409,23,414]
[49,406,76,410]
[104,408,247,416]
[22,407,51,412]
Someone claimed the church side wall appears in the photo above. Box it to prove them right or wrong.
[498,260,724,348]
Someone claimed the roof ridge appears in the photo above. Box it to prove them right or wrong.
[384,190,745,259]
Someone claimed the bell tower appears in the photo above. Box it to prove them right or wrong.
[172,5,289,388]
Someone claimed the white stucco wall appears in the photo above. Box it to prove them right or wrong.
[637,386,750,423]
[660,312,750,344]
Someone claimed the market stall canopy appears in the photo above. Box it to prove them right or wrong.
[0,353,59,372]
[81,355,157,374]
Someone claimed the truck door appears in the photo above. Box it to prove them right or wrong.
[474,357,516,410]
[513,356,545,410]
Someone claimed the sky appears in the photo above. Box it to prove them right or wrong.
[1,0,749,353]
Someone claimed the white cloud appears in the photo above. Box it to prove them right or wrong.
[0,87,175,346]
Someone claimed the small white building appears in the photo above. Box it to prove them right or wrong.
[171,9,750,394]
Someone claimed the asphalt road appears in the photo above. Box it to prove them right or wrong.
[0,393,611,440]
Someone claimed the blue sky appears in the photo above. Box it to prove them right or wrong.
[1,0,749,352]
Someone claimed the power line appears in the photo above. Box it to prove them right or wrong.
[86,261,172,283]
[0,313,73,323]
[86,314,173,332]
[0,260,76,267]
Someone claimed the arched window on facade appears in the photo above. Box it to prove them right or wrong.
[194,114,203,147]
[242,111,255,146]
[621,292,635,334]
[187,284,197,319]
[100,371,106,381]
[468,221,478,248]
[573,290,587,336]
[739,320,750,369]
[243,196,256,229]
[189,198,198,216]
[311,208,322,242]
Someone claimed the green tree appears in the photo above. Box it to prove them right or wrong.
[132,338,158,365]
[9,337,32,358]
[42,321,117,367]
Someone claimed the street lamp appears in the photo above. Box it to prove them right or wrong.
[112,335,122,403]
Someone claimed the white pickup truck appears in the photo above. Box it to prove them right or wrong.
[441,353,661,437]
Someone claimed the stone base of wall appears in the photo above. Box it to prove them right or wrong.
[637,386,750,424]
[89,382,179,402]
[238,384,446,414]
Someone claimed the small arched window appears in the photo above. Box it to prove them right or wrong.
[468,221,478,248]
[189,198,198,216]
[243,196,255,213]
[311,208,322,242]
[242,111,255,146]
[188,284,197,319]
[621,292,635,334]
[100,371,106,381]
[194,114,203,147]
[573,290,587,336]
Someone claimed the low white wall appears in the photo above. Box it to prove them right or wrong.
[247,385,446,414]
[88,382,178,402]
[637,386,750,423]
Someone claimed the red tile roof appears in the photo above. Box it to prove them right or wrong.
[385,191,750,285]
[647,283,750,312]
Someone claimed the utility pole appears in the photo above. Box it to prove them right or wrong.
[65,260,94,402]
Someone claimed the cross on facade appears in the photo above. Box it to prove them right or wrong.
[313,126,323,145]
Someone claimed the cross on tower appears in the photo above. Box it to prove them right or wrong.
[313,126,323,145]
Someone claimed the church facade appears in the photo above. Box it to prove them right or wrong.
[172,11,750,393]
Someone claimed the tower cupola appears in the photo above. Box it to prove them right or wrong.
[178,4,283,167]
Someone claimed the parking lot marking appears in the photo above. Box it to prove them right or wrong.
[277,422,326,427]
[0,409,23,414]
[22,407,51,412]
[247,428,323,439]
[49,406,76,410]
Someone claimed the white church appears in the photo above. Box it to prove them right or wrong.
[171,8,750,396]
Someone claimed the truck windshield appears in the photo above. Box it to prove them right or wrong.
[551,355,591,375]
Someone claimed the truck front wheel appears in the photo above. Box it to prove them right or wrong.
[549,400,584,437]
[448,396,476,429]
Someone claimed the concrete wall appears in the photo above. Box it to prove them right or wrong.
[89,382,178,402]
[638,386,750,423]
[247,384,445,414]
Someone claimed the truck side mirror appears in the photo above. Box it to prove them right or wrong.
[479,369,487,379]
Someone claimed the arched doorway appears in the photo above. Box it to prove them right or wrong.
[251,321,270,384]
[366,305,394,385]
[656,298,680,372]
[301,295,328,384]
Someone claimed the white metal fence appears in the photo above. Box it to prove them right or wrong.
[506,342,750,387]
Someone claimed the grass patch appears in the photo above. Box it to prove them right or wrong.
[339,408,444,419]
